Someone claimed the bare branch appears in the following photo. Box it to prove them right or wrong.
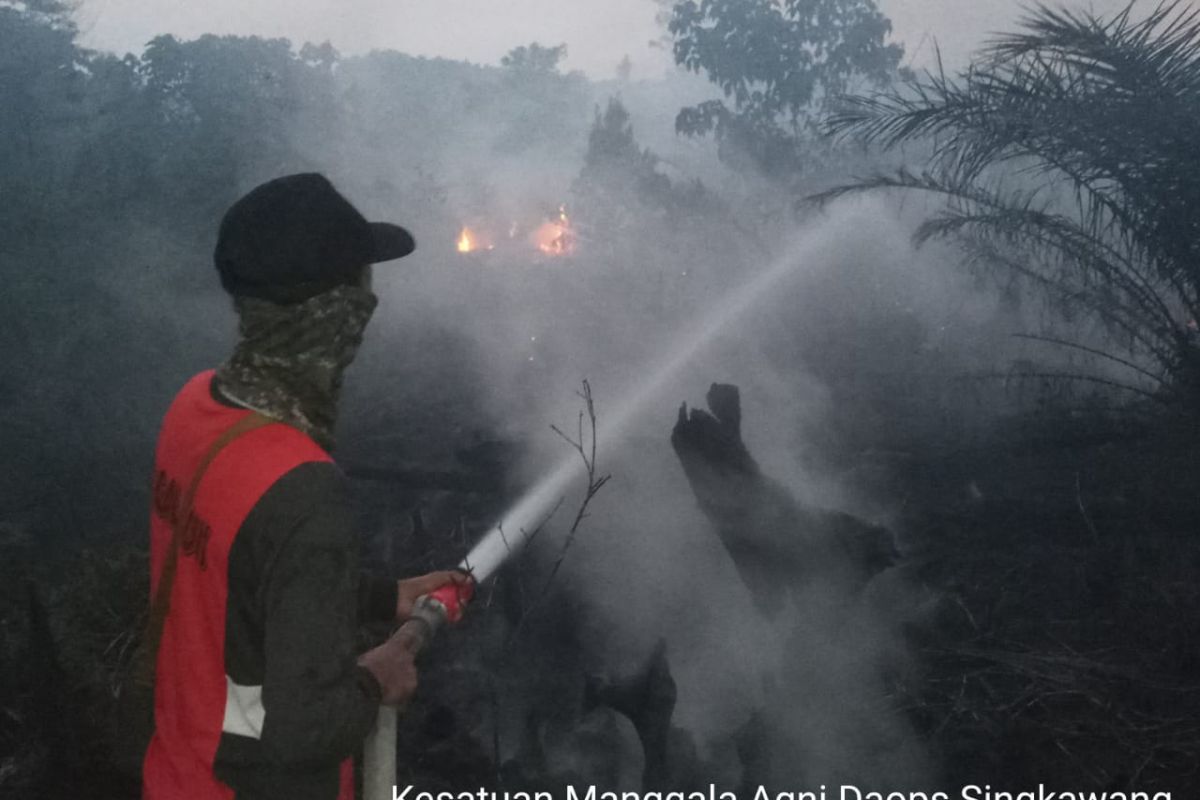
[505,380,611,649]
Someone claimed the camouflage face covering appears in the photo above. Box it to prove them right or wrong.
[214,284,379,451]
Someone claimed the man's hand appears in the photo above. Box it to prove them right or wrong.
[395,570,471,621]
[358,635,418,707]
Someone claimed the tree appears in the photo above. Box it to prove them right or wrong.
[616,54,633,82]
[819,1,1200,406]
[0,0,85,226]
[136,34,331,215]
[573,98,672,228]
[500,42,567,75]
[667,0,905,172]
[571,96,731,290]
[494,42,588,155]
[582,98,657,175]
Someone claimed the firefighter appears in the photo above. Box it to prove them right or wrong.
[143,173,466,800]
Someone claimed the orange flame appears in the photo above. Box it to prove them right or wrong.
[531,206,574,256]
[457,226,476,253]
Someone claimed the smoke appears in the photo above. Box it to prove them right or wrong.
[344,149,1009,787]
[5,3,1182,794]
[457,200,944,788]
[65,30,1129,790]
[94,42,1109,780]
[288,46,1076,782]
[237,53,1167,783]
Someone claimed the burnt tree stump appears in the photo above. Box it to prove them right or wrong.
[671,383,897,615]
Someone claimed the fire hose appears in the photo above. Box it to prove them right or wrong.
[362,521,519,800]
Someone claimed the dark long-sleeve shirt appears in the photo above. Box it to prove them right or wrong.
[215,461,396,798]
[144,371,396,800]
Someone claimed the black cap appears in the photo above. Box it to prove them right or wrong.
[214,173,415,304]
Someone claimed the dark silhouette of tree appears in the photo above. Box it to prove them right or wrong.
[666,0,905,172]
[500,42,568,75]
[573,98,689,229]
[0,0,87,228]
[494,42,588,154]
[616,54,633,83]
[571,96,729,285]
[137,34,329,214]
[582,98,656,175]
[819,1,1200,406]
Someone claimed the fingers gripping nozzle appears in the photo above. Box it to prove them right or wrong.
[364,577,477,800]
[425,579,475,624]
[402,579,476,654]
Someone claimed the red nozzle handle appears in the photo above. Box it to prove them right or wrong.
[427,579,475,624]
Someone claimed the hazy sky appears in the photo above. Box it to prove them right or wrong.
[74,0,1149,79]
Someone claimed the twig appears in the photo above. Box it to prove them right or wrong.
[505,380,611,648]
[482,380,612,778]
[541,381,612,595]
[515,497,566,554]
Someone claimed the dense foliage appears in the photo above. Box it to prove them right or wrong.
[666,0,906,171]
[822,1,1200,405]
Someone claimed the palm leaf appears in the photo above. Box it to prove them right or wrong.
[817,1,1200,399]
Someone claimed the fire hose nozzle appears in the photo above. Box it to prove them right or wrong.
[422,579,475,625]
[397,579,477,654]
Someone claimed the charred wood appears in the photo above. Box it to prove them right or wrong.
[584,639,697,791]
[671,383,897,615]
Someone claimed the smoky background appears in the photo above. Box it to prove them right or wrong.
[312,71,1104,787]
[2,1,1179,797]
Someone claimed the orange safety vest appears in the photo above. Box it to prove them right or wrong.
[142,371,354,800]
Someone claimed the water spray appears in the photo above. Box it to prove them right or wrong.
[364,211,857,799]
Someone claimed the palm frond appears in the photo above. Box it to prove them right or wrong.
[817,1,1200,399]
[1012,332,1166,384]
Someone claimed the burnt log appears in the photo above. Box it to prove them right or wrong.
[671,383,897,615]
[584,639,700,791]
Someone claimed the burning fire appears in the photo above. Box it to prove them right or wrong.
[457,226,477,253]
[531,206,574,256]
[456,206,575,257]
